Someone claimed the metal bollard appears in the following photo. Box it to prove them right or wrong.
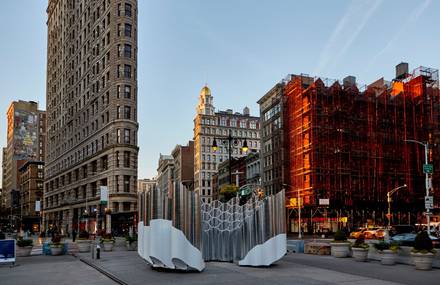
[96,244,101,259]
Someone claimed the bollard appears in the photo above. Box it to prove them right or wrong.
[96,244,101,259]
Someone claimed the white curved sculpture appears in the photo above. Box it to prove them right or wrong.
[238,234,287,266]
[138,220,205,272]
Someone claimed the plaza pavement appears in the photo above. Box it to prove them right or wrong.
[75,250,439,285]
[2,242,439,285]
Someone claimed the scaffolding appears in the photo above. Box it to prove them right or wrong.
[284,66,440,227]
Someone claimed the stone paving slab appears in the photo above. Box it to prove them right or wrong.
[77,251,408,285]
[0,254,117,285]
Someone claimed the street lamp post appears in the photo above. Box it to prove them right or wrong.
[283,184,302,239]
[212,130,249,185]
[386,184,407,227]
[405,139,432,233]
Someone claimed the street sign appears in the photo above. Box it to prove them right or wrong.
[0,240,16,265]
[425,196,434,210]
[319,199,330,206]
[100,186,109,205]
[423,164,433,174]
[426,177,433,190]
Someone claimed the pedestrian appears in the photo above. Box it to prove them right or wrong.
[72,229,77,242]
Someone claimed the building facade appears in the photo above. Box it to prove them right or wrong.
[245,152,261,187]
[172,141,194,191]
[18,161,44,232]
[137,178,156,194]
[44,0,139,235]
[281,64,440,230]
[156,154,174,194]
[194,86,260,203]
[257,82,288,196]
[3,101,46,224]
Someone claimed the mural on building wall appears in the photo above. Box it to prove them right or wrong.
[13,110,38,160]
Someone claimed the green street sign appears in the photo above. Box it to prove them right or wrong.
[423,164,433,174]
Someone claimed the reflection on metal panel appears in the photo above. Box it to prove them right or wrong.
[201,190,285,262]
[138,184,286,265]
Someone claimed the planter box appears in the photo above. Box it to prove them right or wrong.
[331,242,350,258]
[102,241,114,251]
[411,252,434,270]
[50,245,64,256]
[16,246,32,257]
[126,241,137,251]
[379,250,396,265]
[76,240,91,253]
[352,247,368,262]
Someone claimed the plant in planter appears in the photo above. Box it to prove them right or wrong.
[374,241,399,265]
[331,230,351,258]
[50,235,64,256]
[352,234,369,262]
[16,238,33,257]
[411,231,436,270]
[100,233,115,251]
[76,231,91,253]
[125,235,138,251]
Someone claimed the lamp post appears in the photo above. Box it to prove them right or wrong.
[212,130,249,185]
[386,184,407,228]
[404,139,432,233]
[283,184,302,239]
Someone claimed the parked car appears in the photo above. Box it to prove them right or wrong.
[349,228,366,239]
[391,232,440,248]
[389,225,415,236]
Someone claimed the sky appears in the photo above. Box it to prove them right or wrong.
[0,0,439,180]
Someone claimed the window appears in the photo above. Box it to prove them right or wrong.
[117,129,121,143]
[124,85,131,98]
[117,106,121,119]
[117,85,121,98]
[124,23,132,37]
[124,106,131,119]
[115,151,120,167]
[124,44,131,58]
[124,129,130,144]
[125,3,132,17]
[124,175,130,192]
[240,121,247,128]
[124,64,131,78]
[124,151,130,167]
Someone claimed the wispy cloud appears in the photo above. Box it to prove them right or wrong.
[365,0,431,71]
[314,0,382,75]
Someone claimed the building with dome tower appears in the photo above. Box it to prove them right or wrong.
[193,85,260,202]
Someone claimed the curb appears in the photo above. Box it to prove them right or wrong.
[74,254,129,285]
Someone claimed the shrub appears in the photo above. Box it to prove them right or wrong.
[333,229,347,242]
[78,231,90,240]
[374,241,399,252]
[51,235,62,244]
[353,234,369,249]
[101,233,114,243]
[220,184,238,202]
[17,238,33,247]
[125,235,137,244]
[412,231,435,254]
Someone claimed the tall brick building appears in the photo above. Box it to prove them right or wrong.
[44,0,139,235]
[259,64,440,231]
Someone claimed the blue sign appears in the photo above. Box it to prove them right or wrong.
[0,239,16,264]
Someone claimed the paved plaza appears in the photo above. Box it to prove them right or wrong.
[2,248,438,285]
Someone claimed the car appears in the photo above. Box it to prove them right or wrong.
[363,227,386,239]
[349,228,366,239]
[389,225,415,236]
[391,232,440,248]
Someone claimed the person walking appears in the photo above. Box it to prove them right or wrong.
[72,229,77,242]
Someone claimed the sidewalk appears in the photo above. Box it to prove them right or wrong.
[0,254,116,285]
[76,250,438,285]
